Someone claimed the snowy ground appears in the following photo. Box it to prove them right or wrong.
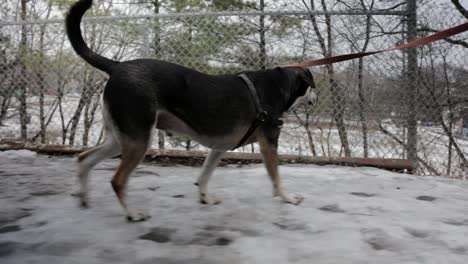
[1,150,468,264]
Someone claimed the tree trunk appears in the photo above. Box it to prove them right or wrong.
[304,115,317,156]
[57,78,67,144]
[82,99,91,146]
[68,95,86,146]
[68,73,95,146]
[0,85,13,125]
[442,56,453,175]
[82,89,101,146]
[293,110,317,156]
[36,3,52,143]
[422,76,468,174]
[185,139,191,150]
[357,0,374,157]
[308,0,351,157]
[158,131,165,149]
[0,45,12,124]
[357,58,368,157]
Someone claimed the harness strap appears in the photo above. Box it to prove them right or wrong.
[232,73,268,150]
[239,73,266,117]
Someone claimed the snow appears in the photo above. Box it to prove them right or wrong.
[0,150,37,165]
[1,150,468,264]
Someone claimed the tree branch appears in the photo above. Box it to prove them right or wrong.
[451,0,468,19]
[419,27,468,48]
[378,123,440,175]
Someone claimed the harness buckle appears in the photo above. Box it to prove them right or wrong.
[257,111,268,122]
[275,118,284,128]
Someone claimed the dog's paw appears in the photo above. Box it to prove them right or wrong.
[199,193,222,205]
[80,200,89,209]
[291,195,304,205]
[127,211,151,222]
[281,195,304,206]
[71,191,89,209]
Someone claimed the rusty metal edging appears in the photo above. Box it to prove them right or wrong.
[0,140,415,172]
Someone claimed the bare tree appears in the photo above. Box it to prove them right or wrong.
[302,0,351,157]
[35,2,53,143]
[293,109,317,156]
[419,51,468,176]
[338,0,375,157]
[0,34,14,125]
[419,1,468,48]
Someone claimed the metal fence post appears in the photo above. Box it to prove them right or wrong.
[141,18,151,58]
[406,0,418,167]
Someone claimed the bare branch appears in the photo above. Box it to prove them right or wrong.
[419,26,468,48]
[378,123,440,175]
[451,0,468,19]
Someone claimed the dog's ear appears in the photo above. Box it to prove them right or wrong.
[298,67,316,89]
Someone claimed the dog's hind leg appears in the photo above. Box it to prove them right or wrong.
[77,132,120,208]
[257,133,303,205]
[196,149,224,204]
[110,138,150,222]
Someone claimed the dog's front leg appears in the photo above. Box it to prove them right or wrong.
[196,150,224,204]
[257,133,303,205]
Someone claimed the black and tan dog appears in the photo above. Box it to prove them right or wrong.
[67,0,316,221]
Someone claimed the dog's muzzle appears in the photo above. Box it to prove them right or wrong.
[291,87,317,110]
[308,89,318,105]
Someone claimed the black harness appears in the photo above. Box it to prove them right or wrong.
[232,73,282,150]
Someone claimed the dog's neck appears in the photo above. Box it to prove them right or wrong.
[278,69,310,114]
[244,67,308,120]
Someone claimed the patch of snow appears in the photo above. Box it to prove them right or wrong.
[1,154,468,263]
[0,150,37,164]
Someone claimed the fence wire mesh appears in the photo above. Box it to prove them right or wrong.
[0,1,467,178]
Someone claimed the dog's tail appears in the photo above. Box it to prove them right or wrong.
[66,0,117,74]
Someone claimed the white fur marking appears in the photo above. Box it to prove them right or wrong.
[197,150,224,204]
[291,86,316,109]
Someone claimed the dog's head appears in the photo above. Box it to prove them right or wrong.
[284,67,317,110]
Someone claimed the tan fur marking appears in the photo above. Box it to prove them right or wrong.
[110,139,148,212]
[78,147,99,162]
[257,134,281,195]
[257,132,303,205]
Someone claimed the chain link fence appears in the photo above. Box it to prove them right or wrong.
[1,1,467,177]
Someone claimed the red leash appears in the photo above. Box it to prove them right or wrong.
[279,22,468,68]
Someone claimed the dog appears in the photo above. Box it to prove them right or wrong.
[67,0,316,221]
